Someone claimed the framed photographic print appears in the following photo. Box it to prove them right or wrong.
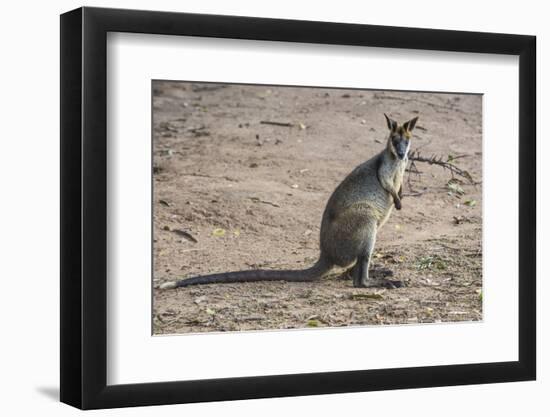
[60,6,536,410]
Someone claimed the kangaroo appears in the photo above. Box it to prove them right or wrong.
[160,114,418,290]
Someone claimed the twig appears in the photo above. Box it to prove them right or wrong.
[406,164,423,175]
[434,242,482,256]
[180,173,239,182]
[409,150,476,185]
[191,84,227,92]
[260,120,294,127]
[180,248,208,253]
[171,229,198,243]
[248,197,281,207]
[371,93,477,117]
[448,154,469,161]
[434,242,463,251]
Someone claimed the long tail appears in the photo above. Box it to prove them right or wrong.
[159,258,332,289]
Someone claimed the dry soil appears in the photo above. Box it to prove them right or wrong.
[152,81,483,334]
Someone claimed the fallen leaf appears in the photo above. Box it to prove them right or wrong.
[307,319,320,327]
[212,228,226,237]
[349,293,384,300]
[465,199,477,207]
[447,181,465,196]
[172,229,198,243]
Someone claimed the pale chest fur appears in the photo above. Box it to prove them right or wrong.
[376,155,408,228]
[378,155,408,191]
[393,157,408,190]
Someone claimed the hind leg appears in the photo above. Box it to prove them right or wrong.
[352,222,376,288]
[346,265,393,280]
[352,224,404,289]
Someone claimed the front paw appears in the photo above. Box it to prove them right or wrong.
[394,199,402,210]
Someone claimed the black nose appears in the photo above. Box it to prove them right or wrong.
[397,150,406,159]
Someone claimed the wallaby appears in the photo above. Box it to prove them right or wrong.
[160,114,418,290]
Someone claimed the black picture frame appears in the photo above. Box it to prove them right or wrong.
[60,6,536,410]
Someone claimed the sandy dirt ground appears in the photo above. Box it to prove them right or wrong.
[152,81,482,334]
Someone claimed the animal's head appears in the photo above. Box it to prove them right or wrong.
[384,114,419,160]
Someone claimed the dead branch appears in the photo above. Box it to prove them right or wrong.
[409,150,477,185]
[406,160,423,191]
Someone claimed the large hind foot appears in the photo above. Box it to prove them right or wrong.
[354,278,405,289]
[348,264,394,281]
[352,263,405,289]
[378,279,405,289]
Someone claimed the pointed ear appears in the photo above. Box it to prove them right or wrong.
[384,113,397,132]
[403,116,419,132]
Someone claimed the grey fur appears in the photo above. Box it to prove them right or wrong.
[161,115,418,289]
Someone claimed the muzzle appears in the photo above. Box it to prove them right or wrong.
[395,142,408,160]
